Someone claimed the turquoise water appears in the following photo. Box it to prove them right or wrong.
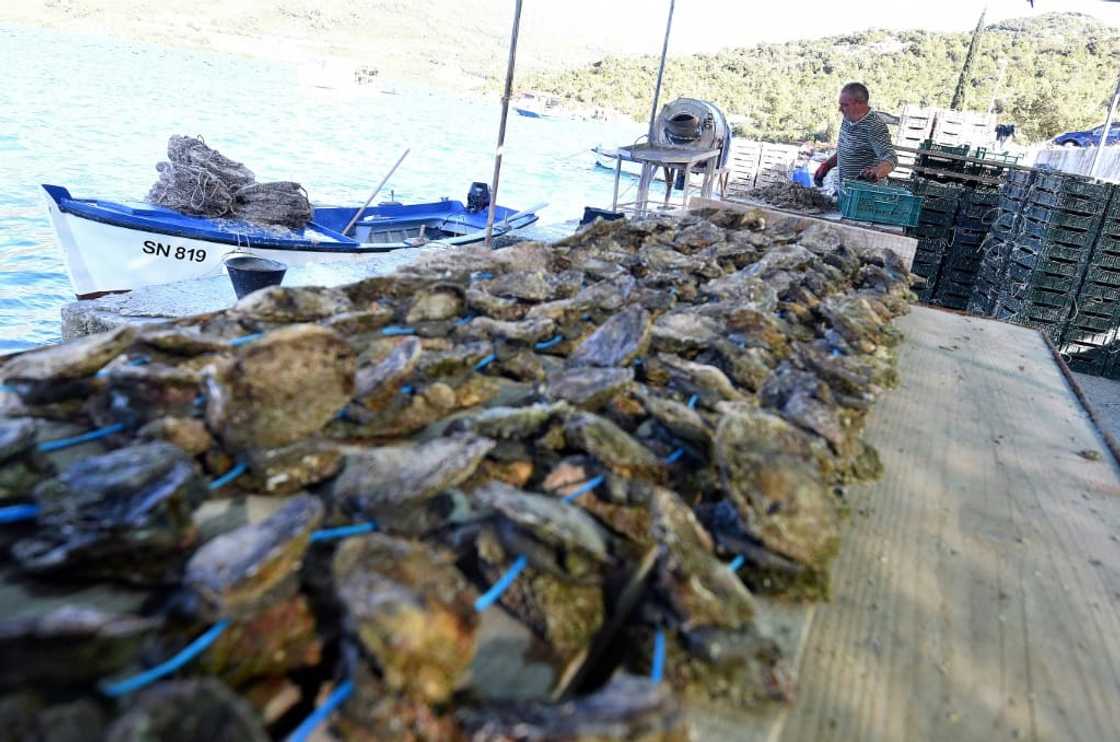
[0,26,644,352]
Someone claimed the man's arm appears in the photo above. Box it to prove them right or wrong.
[862,116,898,181]
[814,153,838,186]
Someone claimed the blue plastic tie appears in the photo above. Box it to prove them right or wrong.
[0,504,40,524]
[380,326,416,336]
[400,385,415,395]
[534,335,563,351]
[687,394,699,409]
[454,314,476,326]
[562,474,605,504]
[37,422,126,454]
[474,353,497,371]
[229,332,263,347]
[728,555,746,572]
[286,679,354,742]
[474,271,495,281]
[474,554,528,613]
[207,461,247,491]
[310,522,377,543]
[650,629,666,683]
[100,619,231,697]
[664,448,684,465]
[193,394,206,408]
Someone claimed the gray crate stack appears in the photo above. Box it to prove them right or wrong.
[990,171,1109,345]
[906,179,964,302]
[1061,181,1120,376]
[968,170,1031,315]
[936,187,1001,310]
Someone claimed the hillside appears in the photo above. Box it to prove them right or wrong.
[526,13,1120,144]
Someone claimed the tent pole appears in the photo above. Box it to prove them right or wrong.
[1090,70,1120,179]
[485,0,524,247]
[647,0,675,141]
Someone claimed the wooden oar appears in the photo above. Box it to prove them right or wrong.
[342,148,410,236]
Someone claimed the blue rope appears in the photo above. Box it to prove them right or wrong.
[0,504,40,524]
[228,332,263,347]
[400,384,415,395]
[207,461,247,491]
[562,474,605,504]
[664,448,684,464]
[474,555,528,613]
[286,679,354,742]
[37,423,126,453]
[380,326,416,336]
[310,522,377,543]
[100,619,231,697]
[0,384,18,394]
[474,353,497,371]
[728,555,745,572]
[650,629,666,683]
[687,394,699,409]
[534,335,563,351]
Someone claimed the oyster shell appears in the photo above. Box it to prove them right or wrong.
[330,434,494,533]
[546,367,634,411]
[564,411,661,480]
[184,494,322,620]
[105,679,269,742]
[567,306,650,368]
[334,534,478,703]
[204,324,356,450]
[13,442,207,583]
[232,285,355,322]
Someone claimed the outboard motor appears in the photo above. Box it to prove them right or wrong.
[467,182,491,212]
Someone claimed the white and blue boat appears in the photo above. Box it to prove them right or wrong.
[41,184,541,298]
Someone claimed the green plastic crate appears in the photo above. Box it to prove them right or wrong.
[839,181,923,227]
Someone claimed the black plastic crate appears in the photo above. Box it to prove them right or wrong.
[1061,342,1118,377]
[1009,236,1089,264]
[916,208,958,227]
[1019,217,1097,246]
[1079,281,1120,302]
[911,178,965,199]
[1091,232,1120,256]
[1005,169,1036,188]
[1004,282,1074,309]
[1090,250,1120,270]
[951,226,988,246]
[1007,248,1085,275]
[1032,172,1112,200]
[1065,311,1118,336]
[907,223,954,240]
[1021,204,1101,231]
[1083,264,1120,287]
[992,298,1069,324]
[1029,188,1105,216]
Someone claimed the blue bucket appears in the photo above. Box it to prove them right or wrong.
[225,255,287,300]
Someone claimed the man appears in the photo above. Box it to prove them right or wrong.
[814,82,898,187]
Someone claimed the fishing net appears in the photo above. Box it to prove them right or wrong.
[147,135,312,229]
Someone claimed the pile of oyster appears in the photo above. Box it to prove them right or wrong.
[0,207,912,740]
[745,181,836,214]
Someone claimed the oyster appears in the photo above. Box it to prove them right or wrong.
[406,285,465,323]
[564,411,661,480]
[243,438,343,495]
[465,316,557,345]
[459,673,688,741]
[205,324,357,450]
[0,605,159,690]
[137,416,213,456]
[105,679,269,742]
[330,434,494,533]
[545,367,634,411]
[184,494,322,620]
[232,285,354,322]
[0,418,52,500]
[13,442,207,583]
[567,306,650,368]
[714,406,839,573]
[198,594,321,687]
[355,336,421,409]
[650,311,722,355]
[334,534,478,703]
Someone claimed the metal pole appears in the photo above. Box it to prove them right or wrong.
[1090,71,1120,179]
[485,0,524,247]
[647,0,675,141]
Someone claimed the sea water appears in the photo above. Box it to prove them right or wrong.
[0,26,646,352]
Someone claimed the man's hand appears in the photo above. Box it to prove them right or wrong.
[813,161,833,187]
[860,162,894,182]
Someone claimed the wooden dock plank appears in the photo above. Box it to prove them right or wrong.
[780,307,1120,742]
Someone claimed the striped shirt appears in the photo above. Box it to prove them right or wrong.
[837,111,898,183]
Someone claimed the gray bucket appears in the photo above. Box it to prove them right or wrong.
[225,255,287,300]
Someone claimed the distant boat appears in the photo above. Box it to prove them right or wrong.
[41,184,541,298]
[514,107,549,119]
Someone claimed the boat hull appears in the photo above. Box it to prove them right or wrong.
[41,186,538,298]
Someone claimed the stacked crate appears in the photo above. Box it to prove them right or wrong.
[906,179,963,302]
[754,143,801,188]
[992,172,1108,344]
[969,169,1033,314]
[1062,183,1120,376]
[936,187,1000,310]
[894,104,936,178]
[724,140,764,196]
[929,109,997,151]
